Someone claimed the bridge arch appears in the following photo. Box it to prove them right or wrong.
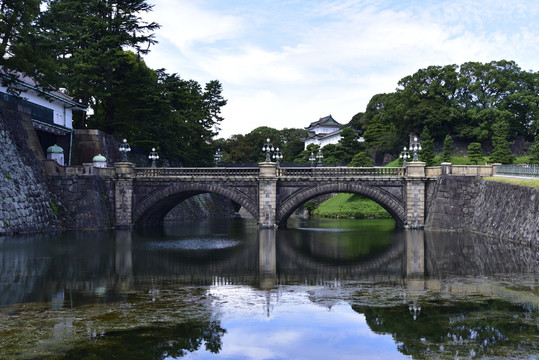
[133,182,259,225]
[277,182,406,227]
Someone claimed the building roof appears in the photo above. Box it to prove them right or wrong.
[0,70,87,110]
[47,144,64,153]
[305,128,342,141]
[305,115,343,131]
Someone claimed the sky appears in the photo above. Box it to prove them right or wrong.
[142,0,539,139]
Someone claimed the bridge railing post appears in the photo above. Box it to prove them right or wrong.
[441,162,452,175]
[114,162,135,228]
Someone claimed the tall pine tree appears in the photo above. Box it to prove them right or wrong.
[419,126,435,166]
[38,0,160,128]
[441,135,453,163]
[489,118,514,164]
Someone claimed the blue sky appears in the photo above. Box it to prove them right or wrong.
[143,0,539,138]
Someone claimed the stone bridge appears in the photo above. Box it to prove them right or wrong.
[51,161,496,229]
[108,161,439,229]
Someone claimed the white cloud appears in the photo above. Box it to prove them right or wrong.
[149,0,244,51]
[143,0,539,138]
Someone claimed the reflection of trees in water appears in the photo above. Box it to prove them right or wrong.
[58,319,227,359]
[355,299,537,358]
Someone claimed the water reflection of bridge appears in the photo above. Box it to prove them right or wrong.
[1,229,538,308]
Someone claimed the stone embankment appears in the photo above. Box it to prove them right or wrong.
[0,105,62,235]
[426,175,538,245]
[0,104,234,235]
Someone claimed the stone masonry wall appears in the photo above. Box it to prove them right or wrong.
[46,176,115,230]
[0,103,62,235]
[426,175,539,245]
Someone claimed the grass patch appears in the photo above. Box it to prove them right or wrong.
[49,201,59,216]
[313,193,391,219]
[484,177,539,189]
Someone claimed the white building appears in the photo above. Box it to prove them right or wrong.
[304,115,344,149]
[1,71,87,165]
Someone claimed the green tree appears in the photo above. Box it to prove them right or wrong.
[349,151,373,167]
[441,135,453,163]
[360,60,539,156]
[278,128,307,162]
[203,80,227,135]
[281,138,304,163]
[0,0,41,71]
[419,127,435,166]
[318,144,345,164]
[397,64,459,139]
[347,112,365,130]
[467,142,483,165]
[529,135,539,164]
[39,0,160,125]
[362,93,403,156]
[338,127,362,163]
[489,118,514,164]
[294,143,320,164]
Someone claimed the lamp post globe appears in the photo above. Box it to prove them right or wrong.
[411,137,422,162]
[119,139,131,162]
[262,138,274,162]
[214,148,223,167]
[316,149,324,166]
[148,147,159,168]
[309,152,315,167]
[399,146,410,167]
[272,147,283,167]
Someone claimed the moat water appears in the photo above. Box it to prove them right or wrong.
[0,218,538,359]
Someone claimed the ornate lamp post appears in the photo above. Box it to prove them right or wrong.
[316,148,324,166]
[214,148,223,167]
[119,139,131,162]
[309,152,316,166]
[409,301,421,320]
[148,147,159,168]
[262,138,274,162]
[411,137,422,162]
[399,147,411,167]
[272,147,283,167]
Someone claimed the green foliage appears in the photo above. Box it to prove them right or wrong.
[361,60,539,157]
[304,200,316,215]
[489,118,514,164]
[347,112,365,130]
[294,143,320,164]
[441,135,453,163]
[337,127,362,163]
[4,174,12,179]
[0,0,42,78]
[529,135,539,164]
[38,0,160,109]
[419,126,435,166]
[313,193,391,219]
[362,93,403,155]
[49,200,59,216]
[349,151,373,167]
[467,143,483,165]
[219,126,306,164]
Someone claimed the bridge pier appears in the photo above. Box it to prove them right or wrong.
[114,162,135,228]
[258,162,278,228]
[404,162,426,229]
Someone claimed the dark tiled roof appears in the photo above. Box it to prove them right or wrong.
[305,115,343,130]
